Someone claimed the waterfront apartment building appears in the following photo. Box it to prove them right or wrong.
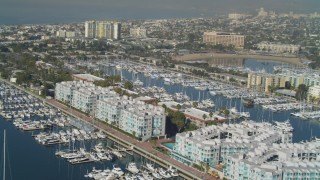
[248,70,320,93]
[203,32,245,48]
[247,73,287,93]
[95,95,166,140]
[256,41,300,54]
[172,121,292,167]
[308,85,320,101]
[130,27,147,38]
[55,81,166,141]
[120,102,166,141]
[95,96,131,124]
[85,20,121,40]
[55,81,95,103]
[71,86,116,114]
[224,140,320,180]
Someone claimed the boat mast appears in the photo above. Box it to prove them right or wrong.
[3,130,5,180]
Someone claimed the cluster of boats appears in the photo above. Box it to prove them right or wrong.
[291,111,320,120]
[262,103,312,112]
[34,129,107,145]
[253,97,288,105]
[85,162,179,180]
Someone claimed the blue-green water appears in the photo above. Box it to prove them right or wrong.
[244,59,291,73]
[0,117,169,180]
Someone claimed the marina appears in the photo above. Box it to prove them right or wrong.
[0,59,320,179]
[0,81,184,180]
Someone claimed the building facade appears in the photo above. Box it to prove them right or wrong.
[172,121,292,167]
[85,20,121,40]
[256,42,300,54]
[224,140,320,180]
[55,81,166,141]
[203,32,245,48]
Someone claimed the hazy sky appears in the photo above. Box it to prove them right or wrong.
[0,0,319,24]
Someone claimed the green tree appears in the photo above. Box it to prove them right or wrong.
[124,81,133,90]
[192,101,198,108]
[295,84,308,101]
[202,114,207,120]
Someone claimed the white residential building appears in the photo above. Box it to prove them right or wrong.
[224,140,320,180]
[120,102,166,141]
[173,121,292,167]
[71,86,115,114]
[55,81,94,103]
[256,42,300,54]
[55,81,166,141]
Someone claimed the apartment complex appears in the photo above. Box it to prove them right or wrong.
[247,73,287,92]
[308,85,320,100]
[56,30,77,38]
[256,41,300,54]
[224,140,320,180]
[130,27,147,38]
[203,32,245,48]
[172,121,292,167]
[55,81,166,141]
[248,70,320,93]
[85,20,121,40]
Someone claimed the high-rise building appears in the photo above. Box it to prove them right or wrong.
[85,20,96,38]
[203,32,245,48]
[84,20,121,40]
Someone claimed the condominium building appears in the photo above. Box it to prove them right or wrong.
[247,73,287,92]
[71,86,115,114]
[84,20,121,40]
[308,85,320,101]
[85,20,96,38]
[55,81,166,141]
[95,96,132,124]
[56,30,76,38]
[130,27,147,38]
[120,102,166,141]
[55,81,95,103]
[224,140,320,180]
[203,32,245,48]
[172,121,292,167]
[256,41,300,54]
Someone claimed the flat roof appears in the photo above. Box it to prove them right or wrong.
[72,74,104,82]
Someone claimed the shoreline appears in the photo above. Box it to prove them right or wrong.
[174,53,303,66]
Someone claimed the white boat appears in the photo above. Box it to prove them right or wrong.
[127,162,139,174]
[146,163,156,172]
[142,171,153,180]
[168,167,179,177]
[158,168,171,178]
[112,165,124,177]
[151,171,162,179]
[133,78,143,86]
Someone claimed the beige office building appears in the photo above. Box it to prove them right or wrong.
[203,32,245,48]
